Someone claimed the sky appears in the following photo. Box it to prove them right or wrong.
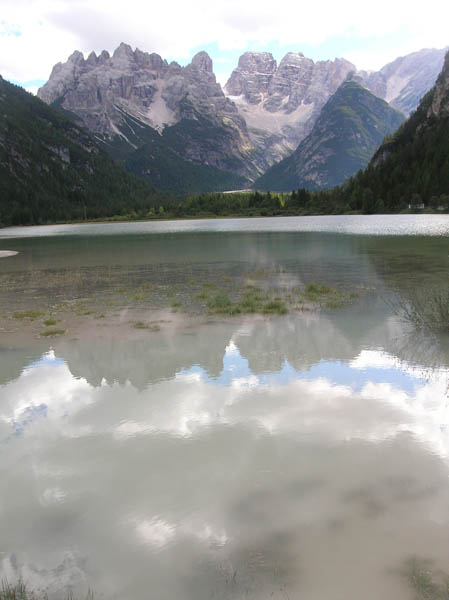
[1,0,448,94]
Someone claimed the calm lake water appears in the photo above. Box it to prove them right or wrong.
[1,215,449,600]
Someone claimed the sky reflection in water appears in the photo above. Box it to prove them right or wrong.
[3,337,448,454]
[2,324,449,600]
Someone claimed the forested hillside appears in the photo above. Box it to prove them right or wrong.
[0,77,170,226]
[336,52,449,211]
[255,79,404,192]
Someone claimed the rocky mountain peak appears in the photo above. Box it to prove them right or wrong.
[225,51,277,104]
[237,52,277,73]
[99,50,110,62]
[111,42,136,69]
[191,51,213,73]
[86,51,98,66]
[37,43,253,180]
[113,42,134,58]
[278,52,307,67]
[361,47,448,115]
[68,50,84,65]
[223,50,356,171]
[36,44,448,192]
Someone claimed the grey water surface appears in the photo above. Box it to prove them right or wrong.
[1,215,449,600]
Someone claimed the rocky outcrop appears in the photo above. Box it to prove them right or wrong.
[38,44,254,179]
[361,47,448,116]
[255,78,405,191]
[224,52,356,169]
[226,52,277,104]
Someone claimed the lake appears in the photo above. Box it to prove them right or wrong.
[1,215,449,600]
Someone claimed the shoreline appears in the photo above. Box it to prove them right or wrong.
[0,208,447,231]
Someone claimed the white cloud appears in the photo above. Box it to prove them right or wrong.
[0,0,448,85]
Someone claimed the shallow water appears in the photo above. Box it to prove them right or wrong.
[1,215,449,600]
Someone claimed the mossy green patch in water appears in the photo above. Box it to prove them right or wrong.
[43,318,59,327]
[40,328,66,337]
[0,580,94,600]
[394,286,449,333]
[12,310,44,321]
[404,558,449,600]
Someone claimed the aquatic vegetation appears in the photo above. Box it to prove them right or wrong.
[40,328,66,337]
[262,299,288,315]
[133,321,149,329]
[404,558,449,600]
[12,310,44,321]
[1,259,359,332]
[207,289,289,316]
[0,580,94,600]
[208,294,241,315]
[133,321,160,332]
[43,318,59,327]
[305,283,332,295]
[299,282,355,310]
[195,291,209,301]
[394,287,449,333]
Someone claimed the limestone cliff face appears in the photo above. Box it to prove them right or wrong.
[38,44,254,178]
[224,52,355,169]
[360,47,448,116]
[225,52,277,104]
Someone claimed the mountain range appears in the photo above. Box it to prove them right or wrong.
[1,45,448,225]
[36,45,447,193]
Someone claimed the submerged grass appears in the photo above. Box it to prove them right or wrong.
[43,318,58,327]
[207,289,289,316]
[2,262,361,327]
[133,321,161,332]
[404,558,449,600]
[133,321,149,329]
[0,581,93,600]
[394,286,449,333]
[40,328,66,337]
[12,310,43,321]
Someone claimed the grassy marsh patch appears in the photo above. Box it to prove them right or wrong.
[404,558,449,600]
[43,318,59,327]
[12,310,44,321]
[394,287,449,333]
[133,321,160,332]
[40,328,66,337]
[207,289,289,316]
[0,580,94,600]
[263,299,288,315]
